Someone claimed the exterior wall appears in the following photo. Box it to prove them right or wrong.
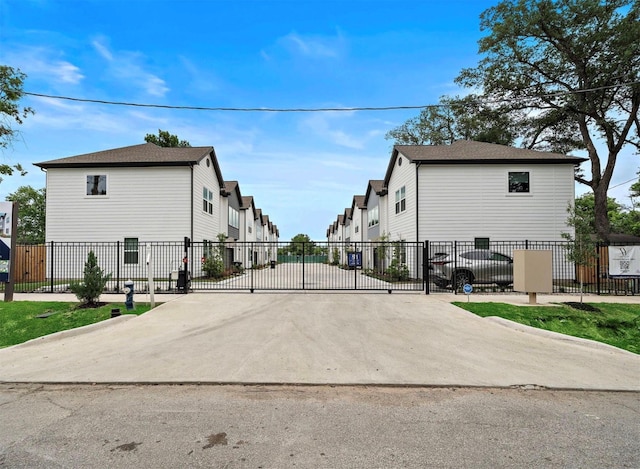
[417,163,575,241]
[366,192,381,241]
[386,153,417,242]
[192,157,223,243]
[45,166,192,242]
[226,192,241,241]
[351,206,364,243]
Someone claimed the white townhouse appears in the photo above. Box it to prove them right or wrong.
[349,195,367,244]
[35,142,281,279]
[240,195,258,268]
[36,143,227,244]
[363,180,387,242]
[382,140,585,244]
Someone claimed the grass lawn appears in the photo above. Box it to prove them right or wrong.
[453,302,640,355]
[0,301,155,348]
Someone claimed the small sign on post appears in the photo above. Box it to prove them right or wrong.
[463,283,473,301]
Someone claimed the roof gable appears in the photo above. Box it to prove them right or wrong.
[384,140,587,187]
[363,180,386,206]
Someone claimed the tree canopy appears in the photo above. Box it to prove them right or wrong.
[385,94,519,146]
[0,65,34,150]
[6,186,46,244]
[144,129,191,148]
[456,0,640,241]
[387,0,639,242]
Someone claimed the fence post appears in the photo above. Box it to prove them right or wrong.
[424,240,429,295]
[302,242,306,290]
[250,242,254,293]
[596,241,601,295]
[116,240,120,292]
[50,241,55,293]
[453,240,458,295]
[354,242,358,290]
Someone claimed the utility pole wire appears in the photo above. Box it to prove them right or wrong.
[23,81,640,113]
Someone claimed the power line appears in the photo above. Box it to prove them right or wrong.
[23,92,435,112]
[23,81,640,113]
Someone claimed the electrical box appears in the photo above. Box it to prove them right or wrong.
[513,250,552,303]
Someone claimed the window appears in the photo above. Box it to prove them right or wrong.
[86,175,107,196]
[355,225,359,234]
[368,206,379,227]
[395,186,406,214]
[228,207,239,228]
[124,238,139,264]
[508,172,530,193]
[202,187,213,214]
[474,237,490,249]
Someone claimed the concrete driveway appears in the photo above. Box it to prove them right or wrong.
[1,293,639,390]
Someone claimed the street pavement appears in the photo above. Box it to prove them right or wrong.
[1,383,638,469]
[1,292,639,390]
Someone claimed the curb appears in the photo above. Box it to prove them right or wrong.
[485,316,638,357]
[10,314,138,349]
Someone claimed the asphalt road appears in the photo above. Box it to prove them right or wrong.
[1,384,638,468]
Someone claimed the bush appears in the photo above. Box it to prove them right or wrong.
[69,251,112,306]
[386,259,410,281]
[202,255,224,278]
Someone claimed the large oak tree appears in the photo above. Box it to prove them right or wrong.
[456,0,640,241]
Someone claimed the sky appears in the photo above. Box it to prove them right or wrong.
[0,0,638,241]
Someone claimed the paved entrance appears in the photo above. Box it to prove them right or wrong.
[1,293,638,389]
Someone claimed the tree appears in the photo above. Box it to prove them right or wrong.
[562,201,599,303]
[456,0,640,242]
[385,94,519,146]
[287,233,315,257]
[0,65,34,150]
[144,129,191,148]
[69,251,112,306]
[5,186,45,244]
[0,163,26,184]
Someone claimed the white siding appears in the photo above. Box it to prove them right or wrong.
[418,164,575,241]
[386,154,417,242]
[45,167,192,242]
[192,158,222,242]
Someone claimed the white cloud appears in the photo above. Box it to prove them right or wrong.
[1,46,84,85]
[91,37,169,97]
[300,113,366,150]
[272,29,347,60]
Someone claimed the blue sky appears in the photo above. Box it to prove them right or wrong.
[1,0,637,241]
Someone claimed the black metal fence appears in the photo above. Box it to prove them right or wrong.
[2,239,638,295]
[1,240,425,293]
[427,240,640,295]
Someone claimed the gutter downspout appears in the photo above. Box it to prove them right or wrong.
[416,162,420,243]
[190,164,194,243]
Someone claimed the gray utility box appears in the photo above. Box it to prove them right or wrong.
[513,250,552,304]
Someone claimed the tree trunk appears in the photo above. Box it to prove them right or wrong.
[593,184,611,243]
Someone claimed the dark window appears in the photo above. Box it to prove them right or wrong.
[86,175,107,196]
[395,186,406,214]
[509,172,530,193]
[475,238,490,249]
[124,238,139,264]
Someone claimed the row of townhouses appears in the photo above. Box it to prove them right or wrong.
[327,140,585,270]
[35,143,279,270]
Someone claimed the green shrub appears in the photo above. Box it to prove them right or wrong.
[202,255,224,278]
[69,251,112,306]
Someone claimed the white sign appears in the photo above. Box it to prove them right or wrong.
[608,246,640,277]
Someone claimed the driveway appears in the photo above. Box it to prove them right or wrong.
[1,293,639,389]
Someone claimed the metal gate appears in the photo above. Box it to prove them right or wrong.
[188,241,426,292]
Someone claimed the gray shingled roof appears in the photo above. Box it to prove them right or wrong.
[35,143,215,168]
[395,140,586,163]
